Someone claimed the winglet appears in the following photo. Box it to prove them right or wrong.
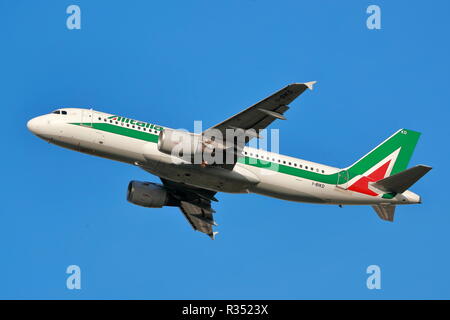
[209,231,219,240]
[304,81,317,90]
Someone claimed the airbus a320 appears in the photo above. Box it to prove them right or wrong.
[27,82,431,239]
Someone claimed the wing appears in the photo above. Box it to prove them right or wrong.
[160,178,219,239]
[204,82,316,136]
[202,82,316,169]
[179,201,217,239]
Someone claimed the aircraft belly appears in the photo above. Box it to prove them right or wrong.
[144,161,258,193]
[250,175,327,203]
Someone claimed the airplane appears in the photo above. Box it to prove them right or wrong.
[27,82,431,239]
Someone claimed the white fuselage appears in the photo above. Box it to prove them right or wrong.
[27,108,419,206]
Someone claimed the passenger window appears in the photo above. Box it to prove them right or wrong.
[322,170,325,173]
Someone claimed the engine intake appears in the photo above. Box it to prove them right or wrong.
[127,181,177,208]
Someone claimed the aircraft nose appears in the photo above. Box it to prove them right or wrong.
[27,117,39,133]
[27,115,48,137]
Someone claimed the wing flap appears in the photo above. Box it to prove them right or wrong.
[179,201,218,239]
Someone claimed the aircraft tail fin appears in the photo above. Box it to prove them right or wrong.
[371,165,432,194]
[372,204,396,222]
[346,129,422,180]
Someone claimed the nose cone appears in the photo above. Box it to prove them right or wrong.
[27,115,49,139]
[27,117,40,133]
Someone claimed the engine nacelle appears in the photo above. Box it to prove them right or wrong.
[127,181,176,208]
[157,128,203,160]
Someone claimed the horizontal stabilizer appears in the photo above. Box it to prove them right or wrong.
[371,165,432,194]
[372,205,396,222]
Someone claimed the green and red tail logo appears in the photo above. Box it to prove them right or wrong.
[341,129,421,196]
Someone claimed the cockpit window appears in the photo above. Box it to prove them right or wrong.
[52,110,68,115]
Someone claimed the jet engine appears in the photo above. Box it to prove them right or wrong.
[157,128,233,165]
[126,181,177,208]
[157,128,204,160]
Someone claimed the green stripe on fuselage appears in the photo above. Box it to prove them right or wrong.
[71,121,340,184]
[70,122,159,143]
[237,157,339,184]
[69,122,396,199]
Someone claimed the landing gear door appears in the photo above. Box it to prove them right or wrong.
[337,170,349,189]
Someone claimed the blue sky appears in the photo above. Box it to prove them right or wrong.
[1,0,449,299]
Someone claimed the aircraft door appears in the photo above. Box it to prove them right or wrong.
[337,170,349,189]
[81,109,93,127]
[92,111,105,147]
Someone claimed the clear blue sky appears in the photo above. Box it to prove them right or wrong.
[1,0,449,299]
